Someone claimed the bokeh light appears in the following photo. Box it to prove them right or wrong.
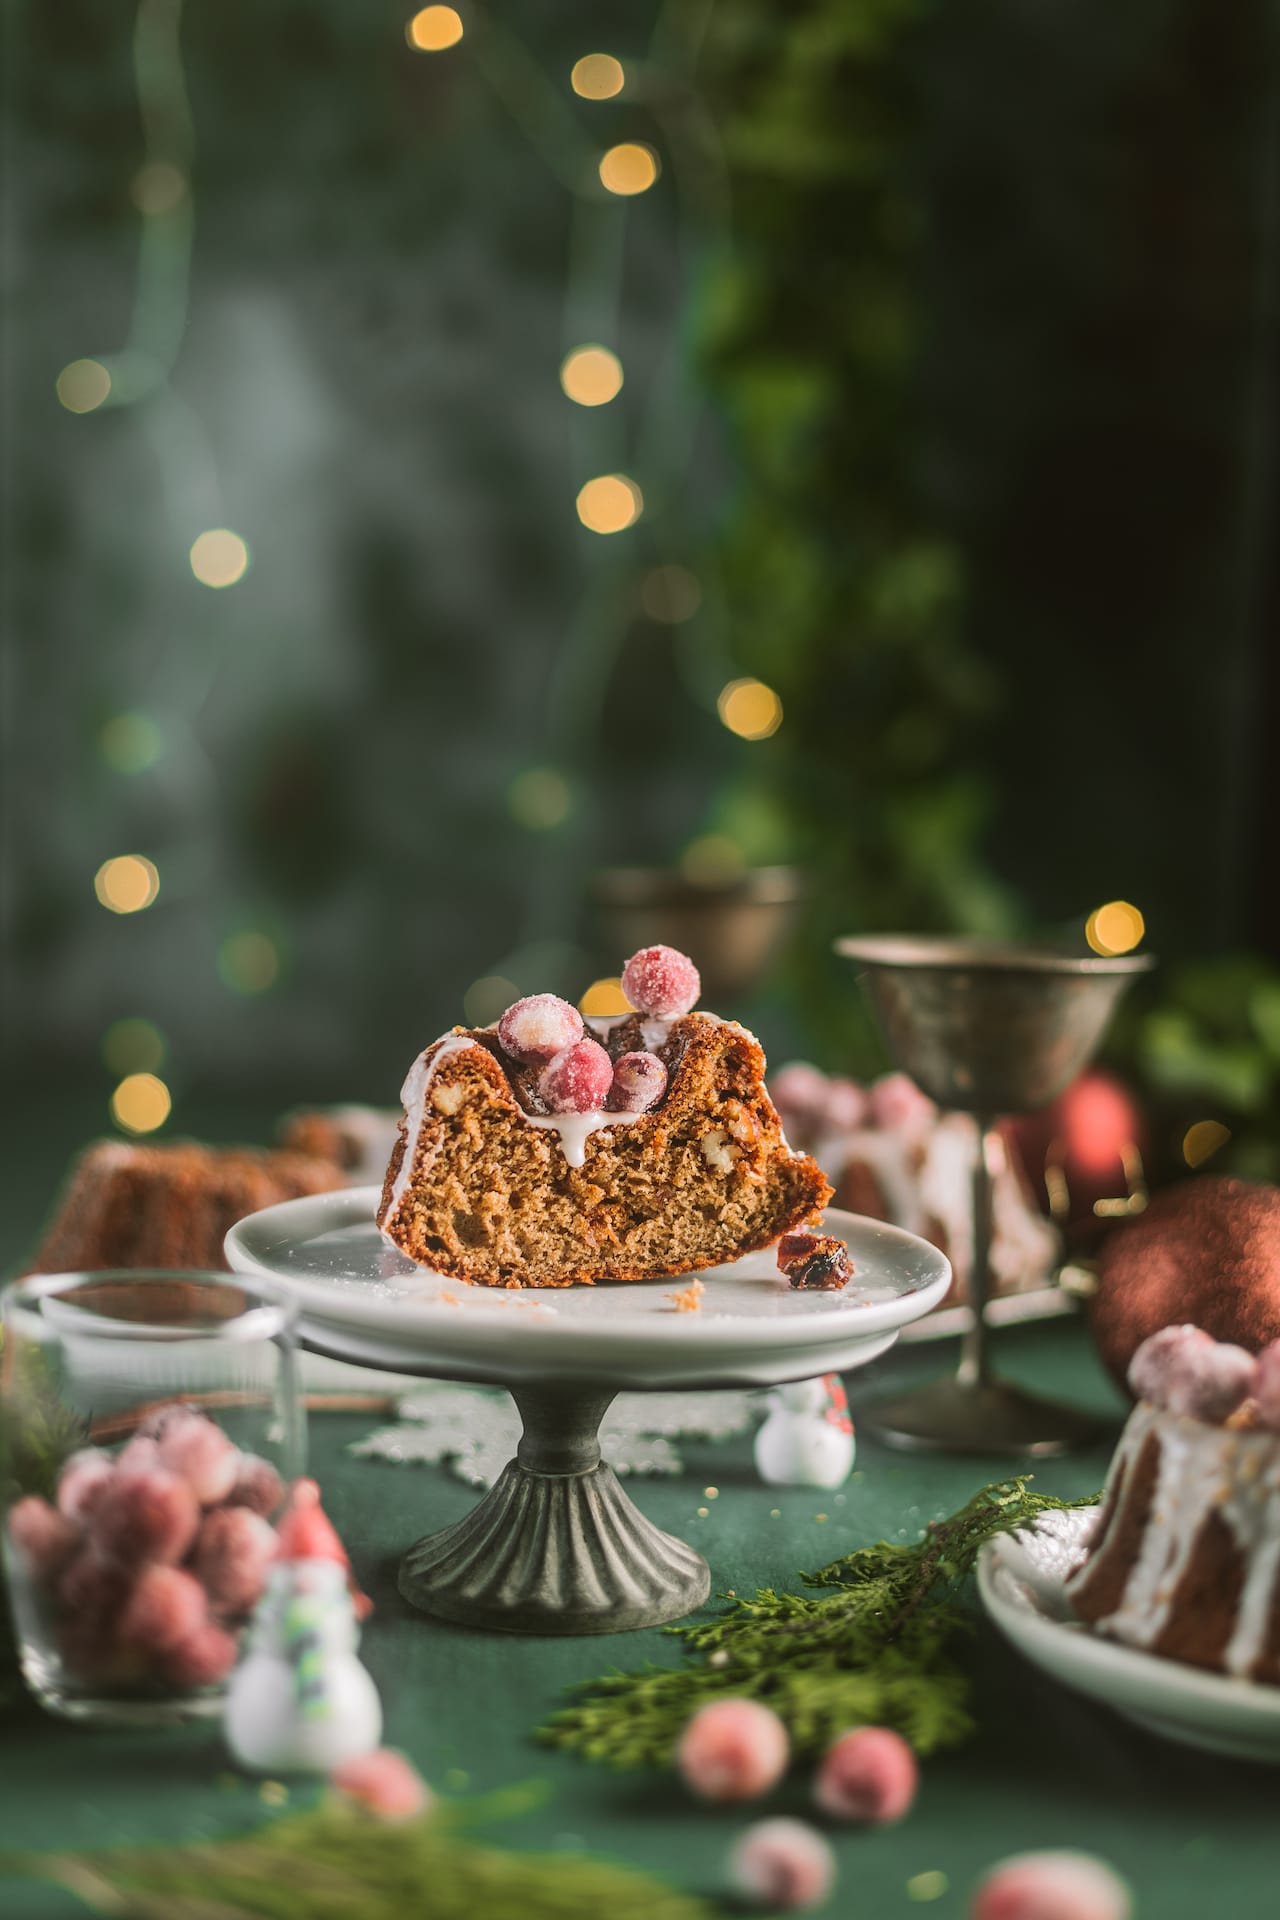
[559,345,624,407]
[100,712,164,774]
[94,854,160,914]
[576,473,643,534]
[1183,1119,1231,1168]
[111,1072,172,1135]
[406,6,463,51]
[56,359,111,414]
[218,931,280,994]
[717,678,783,741]
[680,834,747,885]
[640,564,702,624]
[508,766,572,829]
[598,143,658,196]
[103,1017,167,1076]
[189,529,250,588]
[130,161,187,214]
[571,54,624,100]
[463,975,520,1027]
[1085,900,1145,956]
[580,977,632,1017]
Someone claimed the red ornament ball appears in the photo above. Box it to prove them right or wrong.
[813,1725,918,1823]
[677,1698,789,1803]
[606,1051,668,1113]
[539,1038,614,1115]
[620,945,701,1019]
[498,994,584,1065]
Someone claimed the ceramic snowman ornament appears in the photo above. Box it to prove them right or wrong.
[754,1374,856,1489]
[224,1480,381,1775]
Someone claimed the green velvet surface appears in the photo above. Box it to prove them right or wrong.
[1,1108,1275,1915]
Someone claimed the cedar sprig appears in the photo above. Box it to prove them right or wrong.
[540,1476,1098,1769]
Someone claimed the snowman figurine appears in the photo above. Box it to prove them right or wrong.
[224,1480,382,1775]
[754,1374,856,1490]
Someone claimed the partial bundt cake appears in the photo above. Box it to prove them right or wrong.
[30,1139,345,1274]
[1066,1325,1280,1684]
[378,946,831,1287]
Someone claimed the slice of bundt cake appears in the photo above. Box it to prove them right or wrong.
[377,946,831,1287]
[1066,1325,1280,1684]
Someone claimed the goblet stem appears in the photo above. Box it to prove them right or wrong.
[956,1118,998,1390]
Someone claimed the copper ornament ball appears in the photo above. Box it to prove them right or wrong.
[1090,1175,1280,1391]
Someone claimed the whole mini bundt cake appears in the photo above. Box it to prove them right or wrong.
[1067,1324,1280,1684]
[378,946,831,1287]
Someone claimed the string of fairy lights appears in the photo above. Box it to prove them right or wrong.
[57,5,1175,1160]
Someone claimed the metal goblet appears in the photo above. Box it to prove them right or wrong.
[835,935,1154,1455]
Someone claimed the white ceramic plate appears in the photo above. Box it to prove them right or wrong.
[978,1508,1280,1765]
[225,1189,951,1390]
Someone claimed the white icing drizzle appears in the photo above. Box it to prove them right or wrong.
[522,1107,647,1170]
[382,1034,474,1220]
[1077,1401,1280,1679]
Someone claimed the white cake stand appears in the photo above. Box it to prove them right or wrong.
[226,1189,950,1636]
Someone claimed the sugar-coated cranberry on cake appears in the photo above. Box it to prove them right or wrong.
[1066,1324,1280,1684]
[377,947,831,1288]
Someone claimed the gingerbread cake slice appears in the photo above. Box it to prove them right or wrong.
[377,945,830,1288]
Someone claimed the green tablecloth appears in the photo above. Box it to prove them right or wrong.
[1,1095,1275,1917]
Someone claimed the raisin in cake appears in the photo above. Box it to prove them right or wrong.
[1066,1325,1280,1684]
[378,945,830,1287]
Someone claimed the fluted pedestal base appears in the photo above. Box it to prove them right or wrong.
[398,1386,711,1634]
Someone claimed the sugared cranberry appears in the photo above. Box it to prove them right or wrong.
[162,1621,238,1690]
[769,1063,832,1120]
[728,1819,835,1912]
[1253,1340,1280,1431]
[1129,1325,1255,1422]
[498,994,584,1065]
[138,1402,201,1441]
[539,1038,615,1115]
[331,1749,433,1821]
[971,1850,1131,1920]
[56,1448,114,1525]
[620,945,701,1019]
[225,1452,285,1518]
[606,1051,668,1113]
[88,1466,199,1567]
[868,1072,935,1134]
[814,1725,917,1823]
[119,1564,208,1654]
[6,1496,80,1587]
[194,1507,277,1615]
[677,1698,789,1803]
[117,1434,163,1475]
[157,1414,239,1506]
[824,1077,870,1132]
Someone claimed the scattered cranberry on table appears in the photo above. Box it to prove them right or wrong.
[728,1817,835,1911]
[677,1698,790,1803]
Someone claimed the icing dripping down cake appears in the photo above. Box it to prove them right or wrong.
[1066,1325,1280,1684]
[377,947,830,1288]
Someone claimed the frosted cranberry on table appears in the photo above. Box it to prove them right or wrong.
[6,1495,79,1585]
[606,1050,668,1113]
[970,1851,1131,1920]
[1253,1340,1280,1430]
[538,1037,615,1114]
[677,1698,789,1802]
[728,1818,835,1912]
[769,1062,833,1119]
[868,1071,936,1135]
[332,1748,433,1822]
[824,1076,870,1132]
[497,993,584,1065]
[194,1507,278,1615]
[1127,1324,1255,1421]
[620,945,701,1019]
[814,1724,917,1823]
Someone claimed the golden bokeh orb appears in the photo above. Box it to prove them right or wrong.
[100,712,163,774]
[190,529,250,589]
[463,974,520,1027]
[406,6,464,50]
[559,344,624,407]
[56,359,111,414]
[508,766,572,830]
[575,473,643,534]
[94,854,160,915]
[598,142,658,196]
[717,678,783,741]
[571,54,625,100]
[579,977,633,1018]
[1085,900,1145,956]
[1182,1119,1231,1169]
[111,1072,172,1135]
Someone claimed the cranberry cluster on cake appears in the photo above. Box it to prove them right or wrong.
[377,946,831,1287]
[1067,1325,1280,1684]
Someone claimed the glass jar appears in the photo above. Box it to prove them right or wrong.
[1,1269,303,1725]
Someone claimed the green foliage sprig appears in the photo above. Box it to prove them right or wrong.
[541,1476,1098,1768]
[3,1788,718,1920]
